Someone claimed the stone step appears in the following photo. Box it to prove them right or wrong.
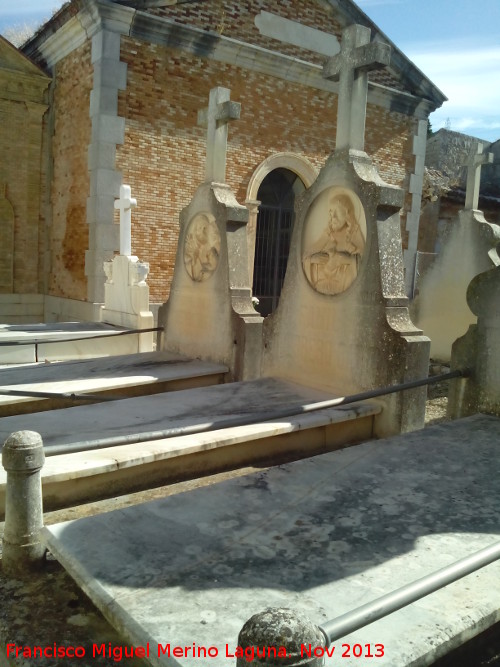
[0,377,380,515]
[40,414,500,667]
[0,351,228,416]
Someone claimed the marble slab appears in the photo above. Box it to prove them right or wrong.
[42,414,500,667]
[0,322,143,364]
[0,377,357,452]
[0,351,227,414]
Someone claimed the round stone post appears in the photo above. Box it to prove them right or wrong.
[2,431,45,575]
[237,608,326,667]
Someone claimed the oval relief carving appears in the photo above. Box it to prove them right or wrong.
[184,212,221,282]
[302,187,366,295]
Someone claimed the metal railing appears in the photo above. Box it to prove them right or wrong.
[31,368,469,456]
[0,326,163,347]
[319,540,500,644]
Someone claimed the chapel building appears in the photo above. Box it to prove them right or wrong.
[1,0,445,322]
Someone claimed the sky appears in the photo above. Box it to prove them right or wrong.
[1,0,499,143]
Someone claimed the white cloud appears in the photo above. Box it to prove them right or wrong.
[406,45,500,142]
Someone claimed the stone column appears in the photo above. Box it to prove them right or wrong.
[237,608,325,666]
[86,29,127,303]
[2,431,45,575]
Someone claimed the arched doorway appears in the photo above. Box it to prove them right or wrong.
[252,168,305,316]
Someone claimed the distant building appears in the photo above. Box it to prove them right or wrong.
[419,129,499,256]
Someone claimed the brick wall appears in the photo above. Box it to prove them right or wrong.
[116,35,415,303]
[49,40,92,300]
[146,0,404,90]
[0,40,51,296]
[0,96,44,294]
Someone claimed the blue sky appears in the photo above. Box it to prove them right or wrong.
[1,0,499,143]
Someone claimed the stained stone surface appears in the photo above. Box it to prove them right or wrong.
[42,415,500,667]
[0,377,346,451]
[0,350,227,414]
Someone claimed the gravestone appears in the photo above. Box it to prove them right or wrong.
[158,87,262,380]
[414,144,499,361]
[102,184,154,352]
[448,262,500,418]
[262,24,429,436]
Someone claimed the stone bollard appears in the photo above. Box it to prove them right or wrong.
[236,608,326,667]
[2,431,45,575]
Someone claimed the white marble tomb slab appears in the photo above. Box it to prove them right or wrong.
[0,322,136,364]
[43,415,500,667]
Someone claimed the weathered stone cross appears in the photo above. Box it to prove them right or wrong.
[114,184,137,256]
[323,24,391,152]
[464,143,493,210]
[197,86,241,183]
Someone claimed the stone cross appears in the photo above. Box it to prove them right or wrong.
[197,87,241,183]
[114,184,137,256]
[464,143,493,210]
[323,24,391,152]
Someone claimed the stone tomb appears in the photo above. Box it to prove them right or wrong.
[41,414,500,667]
[0,321,137,365]
[158,87,262,381]
[262,25,429,437]
[0,377,380,514]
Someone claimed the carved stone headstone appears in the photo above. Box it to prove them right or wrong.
[323,24,390,153]
[159,88,262,380]
[197,86,241,184]
[465,143,494,211]
[114,184,137,257]
[103,185,154,352]
[261,25,429,437]
[449,263,500,418]
[414,144,499,360]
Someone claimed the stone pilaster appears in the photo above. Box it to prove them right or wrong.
[85,29,127,303]
[404,119,427,296]
[245,199,260,286]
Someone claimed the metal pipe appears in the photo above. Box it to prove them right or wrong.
[0,388,118,402]
[45,369,469,457]
[0,326,163,347]
[319,540,500,644]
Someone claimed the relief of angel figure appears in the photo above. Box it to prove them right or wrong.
[302,193,365,295]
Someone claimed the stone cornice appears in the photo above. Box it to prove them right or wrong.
[23,0,439,117]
